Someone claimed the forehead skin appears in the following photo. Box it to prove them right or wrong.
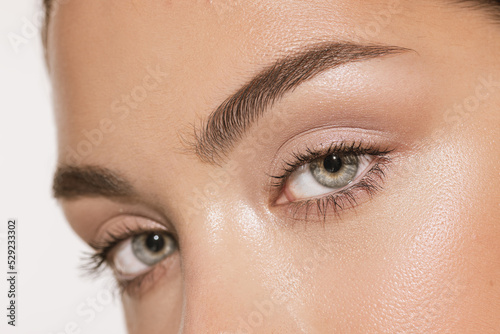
[48,0,500,333]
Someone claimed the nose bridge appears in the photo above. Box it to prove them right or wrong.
[176,206,277,333]
[178,231,259,333]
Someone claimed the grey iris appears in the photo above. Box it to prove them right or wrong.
[131,232,176,266]
[309,154,359,188]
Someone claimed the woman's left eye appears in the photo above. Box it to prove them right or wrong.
[110,232,177,280]
[276,153,374,204]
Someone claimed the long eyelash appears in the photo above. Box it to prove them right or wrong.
[269,140,394,221]
[270,140,393,188]
[289,158,389,222]
[80,227,139,292]
[81,228,177,294]
[81,227,134,274]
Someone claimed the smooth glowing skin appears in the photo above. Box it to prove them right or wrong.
[47,0,500,333]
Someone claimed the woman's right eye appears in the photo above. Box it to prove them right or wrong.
[275,152,375,204]
[110,232,177,280]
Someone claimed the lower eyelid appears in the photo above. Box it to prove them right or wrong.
[119,253,179,295]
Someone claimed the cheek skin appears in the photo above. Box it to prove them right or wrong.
[121,257,184,333]
[222,117,500,333]
[364,119,500,332]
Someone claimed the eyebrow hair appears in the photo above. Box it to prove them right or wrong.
[51,43,408,200]
[53,165,135,199]
[452,0,500,21]
[190,42,410,164]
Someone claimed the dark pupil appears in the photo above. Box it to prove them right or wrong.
[145,233,165,253]
[323,154,342,173]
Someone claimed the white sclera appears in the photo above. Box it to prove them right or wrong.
[113,239,151,278]
[286,155,373,200]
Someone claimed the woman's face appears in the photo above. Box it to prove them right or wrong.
[47,0,500,332]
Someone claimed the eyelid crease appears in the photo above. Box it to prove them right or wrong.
[189,42,410,165]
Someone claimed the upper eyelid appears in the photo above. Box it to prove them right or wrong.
[95,227,176,257]
[91,213,177,248]
[269,141,394,186]
[285,141,393,167]
[90,227,136,251]
[190,43,410,165]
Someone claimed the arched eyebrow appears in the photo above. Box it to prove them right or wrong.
[190,41,410,165]
[52,165,135,199]
[52,42,410,200]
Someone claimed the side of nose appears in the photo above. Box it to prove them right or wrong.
[175,218,288,334]
[178,242,272,333]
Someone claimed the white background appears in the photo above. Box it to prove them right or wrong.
[0,1,127,333]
